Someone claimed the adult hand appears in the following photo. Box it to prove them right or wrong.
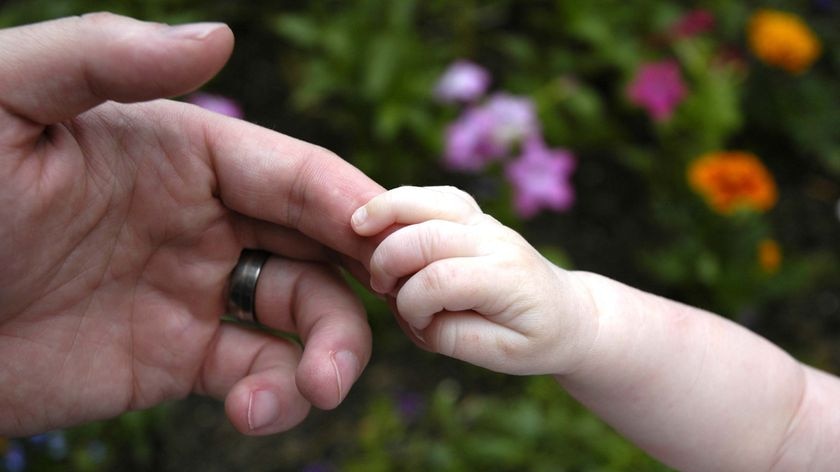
[0,13,384,436]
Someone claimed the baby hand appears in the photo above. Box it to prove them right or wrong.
[351,186,597,376]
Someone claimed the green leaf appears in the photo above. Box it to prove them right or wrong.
[273,14,321,47]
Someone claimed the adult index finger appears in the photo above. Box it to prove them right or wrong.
[201,110,385,263]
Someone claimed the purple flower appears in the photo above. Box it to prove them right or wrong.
[301,461,336,472]
[434,60,491,103]
[444,106,505,171]
[669,9,715,38]
[484,93,540,150]
[396,391,425,422]
[443,93,540,172]
[27,431,67,460]
[28,434,49,446]
[813,0,836,12]
[505,137,576,218]
[185,92,244,119]
[626,60,688,122]
[3,441,25,472]
[47,432,68,460]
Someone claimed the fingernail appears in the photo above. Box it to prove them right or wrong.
[165,22,226,40]
[351,207,367,230]
[409,325,427,343]
[330,350,359,402]
[247,390,281,431]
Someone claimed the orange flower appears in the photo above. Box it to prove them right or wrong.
[747,9,821,74]
[688,151,777,214]
[758,239,782,274]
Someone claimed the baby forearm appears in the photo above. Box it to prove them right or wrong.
[768,365,840,470]
[556,271,810,471]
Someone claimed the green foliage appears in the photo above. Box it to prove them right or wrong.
[342,376,671,472]
[270,0,451,184]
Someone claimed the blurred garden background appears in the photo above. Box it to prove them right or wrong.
[2,0,839,470]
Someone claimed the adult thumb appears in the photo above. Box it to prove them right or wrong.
[0,12,233,126]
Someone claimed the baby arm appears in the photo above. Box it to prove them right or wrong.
[351,186,840,471]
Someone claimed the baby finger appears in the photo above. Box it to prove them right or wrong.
[352,185,482,236]
[369,220,488,293]
[395,256,510,330]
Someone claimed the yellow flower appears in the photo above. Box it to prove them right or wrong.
[688,151,777,214]
[758,239,782,274]
[747,9,821,74]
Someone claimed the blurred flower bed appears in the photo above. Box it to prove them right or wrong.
[2,0,839,470]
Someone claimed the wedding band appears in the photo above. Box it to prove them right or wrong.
[227,249,270,324]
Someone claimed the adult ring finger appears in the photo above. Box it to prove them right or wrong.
[227,249,271,324]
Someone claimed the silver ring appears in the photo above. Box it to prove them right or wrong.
[227,249,270,324]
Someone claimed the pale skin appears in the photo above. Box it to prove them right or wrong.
[0,14,386,436]
[352,185,840,472]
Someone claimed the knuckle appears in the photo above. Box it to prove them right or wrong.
[441,185,477,205]
[298,145,343,182]
[447,186,481,211]
[80,11,119,22]
[298,262,342,295]
[390,185,419,203]
[78,12,137,32]
[286,145,339,227]
[370,244,394,278]
[435,321,460,358]
[472,213,497,226]
[495,244,528,268]
[302,146,345,183]
[418,224,442,261]
[501,225,529,244]
[454,188,479,206]
[420,262,457,295]
[395,291,419,321]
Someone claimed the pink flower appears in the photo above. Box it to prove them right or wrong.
[443,93,540,172]
[484,93,541,149]
[434,60,491,103]
[670,9,715,38]
[626,60,688,122]
[505,137,576,218]
[444,106,506,171]
[185,92,244,119]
